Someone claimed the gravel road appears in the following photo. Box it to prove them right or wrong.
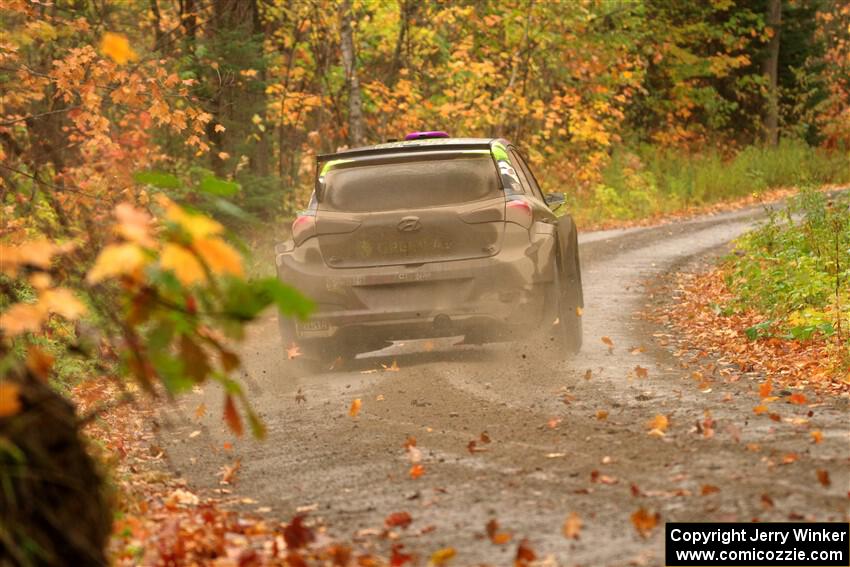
[159,204,849,566]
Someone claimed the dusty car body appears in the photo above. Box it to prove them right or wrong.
[275,136,583,362]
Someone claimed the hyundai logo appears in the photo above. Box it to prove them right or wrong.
[397,216,422,232]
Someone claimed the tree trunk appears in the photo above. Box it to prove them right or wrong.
[763,0,781,147]
[340,0,363,147]
[208,0,268,177]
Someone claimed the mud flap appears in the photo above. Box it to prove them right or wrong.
[555,215,583,353]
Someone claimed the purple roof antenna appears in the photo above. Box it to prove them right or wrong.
[404,131,450,141]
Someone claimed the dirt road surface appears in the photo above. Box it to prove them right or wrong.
[160,205,849,565]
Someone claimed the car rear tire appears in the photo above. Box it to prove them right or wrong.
[554,216,583,354]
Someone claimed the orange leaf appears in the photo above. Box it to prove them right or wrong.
[385,511,413,529]
[810,430,823,444]
[100,32,138,65]
[0,383,22,418]
[647,414,668,434]
[223,395,243,436]
[286,343,302,360]
[193,237,244,277]
[562,512,582,539]
[515,539,536,565]
[601,336,614,352]
[485,519,511,545]
[25,346,54,381]
[753,404,768,415]
[349,398,362,417]
[409,464,425,479]
[161,244,205,285]
[634,365,648,379]
[596,409,609,420]
[630,507,659,538]
[430,547,455,565]
[788,393,808,405]
[759,379,772,399]
[700,484,720,496]
[816,469,830,487]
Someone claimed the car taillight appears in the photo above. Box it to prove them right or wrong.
[506,199,533,228]
[291,214,316,245]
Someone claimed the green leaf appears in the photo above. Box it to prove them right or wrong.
[221,277,313,322]
[134,170,181,189]
[199,176,240,196]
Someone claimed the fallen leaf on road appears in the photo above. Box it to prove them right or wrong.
[219,458,241,485]
[548,417,562,428]
[349,398,362,417]
[761,494,775,509]
[286,343,301,360]
[480,431,491,444]
[631,508,659,538]
[810,430,823,444]
[789,393,808,405]
[486,519,512,544]
[596,409,609,420]
[409,464,425,479]
[630,346,645,355]
[283,515,314,550]
[391,543,413,566]
[816,469,830,487]
[635,365,648,379]
[753,404,768,415]
[647,414,669,435]
[759,379,772,399]
[700,485,720,496]
[562,512,582,539]
[584,369,593,380]
[430,547,455,565]
[601,336,614,353]
[376,394,385,401]
[515,540,536,565]
[189,430,201,438]
[591,470,618,484]
[467,440,488,454]
[781,453,798,464]
[194,403,206,418]
[295,388,306,403]
[385,511,413,529]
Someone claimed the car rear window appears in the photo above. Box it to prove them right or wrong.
[321,153,500,212]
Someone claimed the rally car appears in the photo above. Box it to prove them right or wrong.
[275,132,583,364]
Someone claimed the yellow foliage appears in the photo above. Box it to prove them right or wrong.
[193,237,244,277]
[100,32,138,65]
[87,242,147,283]
[160,244,206,285]
[158,196,223,239]
[0,303,47,337]
[0,383,22,418]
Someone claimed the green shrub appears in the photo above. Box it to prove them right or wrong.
[725,187,850,351]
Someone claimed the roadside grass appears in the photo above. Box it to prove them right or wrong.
[724,187,850,374]
[563,140,850,227]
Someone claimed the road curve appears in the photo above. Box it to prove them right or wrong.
[159,204,849,565]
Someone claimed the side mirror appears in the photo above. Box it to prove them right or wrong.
[544,192,566,208]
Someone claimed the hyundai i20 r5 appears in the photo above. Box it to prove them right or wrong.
[275,134,583,364]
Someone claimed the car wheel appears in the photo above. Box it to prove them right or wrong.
[554,217,583,354]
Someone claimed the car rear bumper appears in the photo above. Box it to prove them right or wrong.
[276,223,557,341]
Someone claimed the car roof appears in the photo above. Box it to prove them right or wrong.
[317,137,505,162]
